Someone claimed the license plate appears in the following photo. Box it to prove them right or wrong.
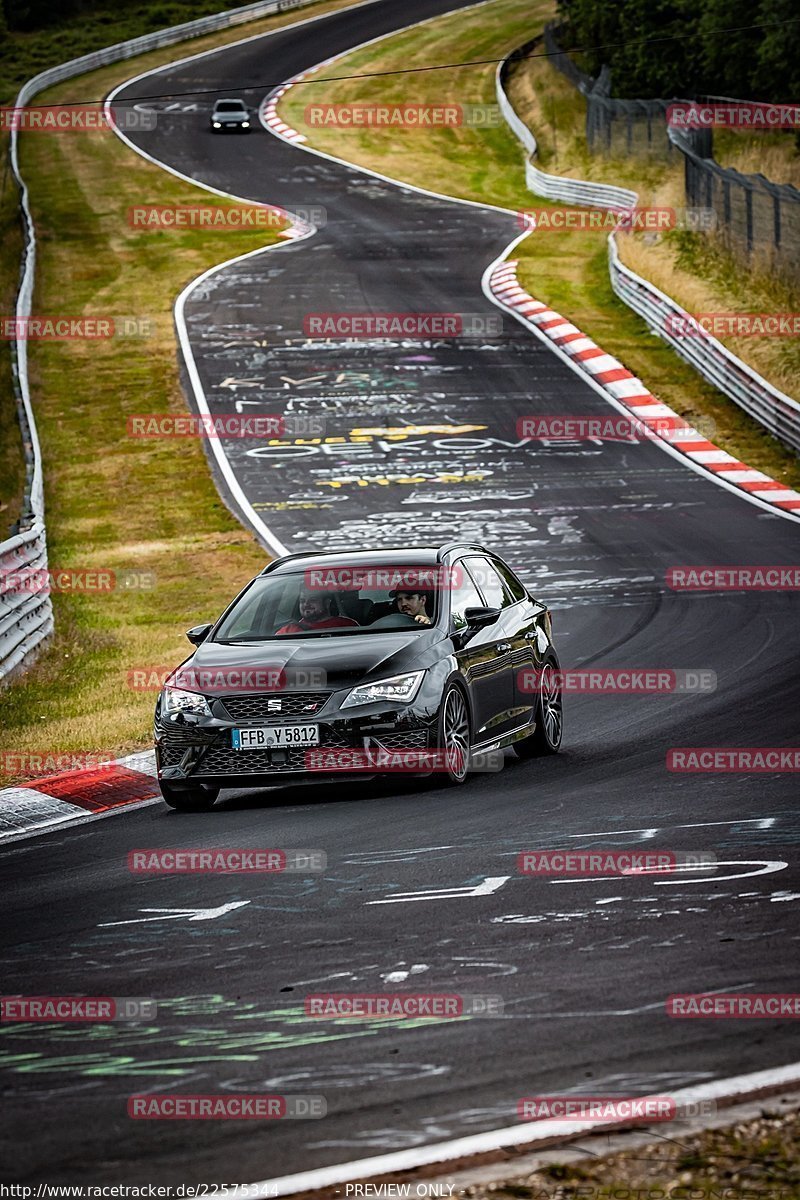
[232,725,320,750]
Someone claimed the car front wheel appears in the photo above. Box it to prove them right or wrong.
[160,781,220,811]
[514,659,562,758]
[438,683,472,785]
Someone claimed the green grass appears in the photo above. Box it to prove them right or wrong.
[282,0,551,209]
[280,0,800,491]
[0,0,357,784]
[1,0,263,107]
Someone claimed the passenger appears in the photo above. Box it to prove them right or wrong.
[275,588,359,634]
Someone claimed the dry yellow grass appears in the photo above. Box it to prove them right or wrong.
[461,1105,800,1199]
[282,0,555,205]
[279,0,800,491]
[506,51,800,401]
[714,130,800,188]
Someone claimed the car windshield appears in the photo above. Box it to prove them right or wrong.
[213,567,442,640]
[216,101,246,112]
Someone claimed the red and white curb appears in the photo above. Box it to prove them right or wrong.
[262,46,800,521]
[490,260,800,514]
[262,82,308,144]
[259,57,340,144]
[0,749,159,843]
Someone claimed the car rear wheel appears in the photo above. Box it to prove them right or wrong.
[160,781,219,811]
[514,659,562,758]
[439,683,471,785]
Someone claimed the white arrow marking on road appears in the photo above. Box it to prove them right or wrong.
[219,377,265,389]
[99,902,250,927]
[366,876,509,905]
[280,375,328,388]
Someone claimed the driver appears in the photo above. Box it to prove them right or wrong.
[390,588,432,626]
[275,588,359,635]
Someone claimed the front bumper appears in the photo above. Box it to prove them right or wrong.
[155,692,439,789]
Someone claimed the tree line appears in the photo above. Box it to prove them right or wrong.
[556,0,800,102]
[1,0,240,32]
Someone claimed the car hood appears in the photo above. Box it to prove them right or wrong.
[180,629,439,693]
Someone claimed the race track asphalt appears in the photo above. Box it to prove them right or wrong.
[2,0,799,1186]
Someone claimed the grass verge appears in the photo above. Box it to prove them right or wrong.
[0,0,358,786]
[280,0,800,492]
[0,0,308,107]
[507,47,800,404]
[459,1104,800,1199]
[714,128,800,189]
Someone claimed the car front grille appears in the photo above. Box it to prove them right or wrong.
[160,744,191,768]
[371,729,429,750]
[198,728,351,776]
[219,692,331,722]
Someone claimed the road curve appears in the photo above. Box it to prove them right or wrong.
[2,0,799,1187]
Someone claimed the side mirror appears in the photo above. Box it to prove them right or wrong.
[186,623,213,646]
[463,606,501,629]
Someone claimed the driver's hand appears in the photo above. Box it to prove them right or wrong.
[414,614,431,625]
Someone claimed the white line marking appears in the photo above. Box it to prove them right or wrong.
[85,16,800,1190]
[366,876,510,905]
[103,0,392,556]
[550,860,788,885]
[257,0,522,219]
[484,264,800,527]
[567,818,777,837]
[383,964,430,983]
[214,1060,800,1197]
[99,901,250,927]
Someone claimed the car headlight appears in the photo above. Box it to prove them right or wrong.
[213,121,221,128]
[163,687,211,717]
[241,121,250,128]
[341,671,424,709]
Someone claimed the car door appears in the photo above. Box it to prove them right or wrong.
[450,558,516,745]
[490,557,551,727]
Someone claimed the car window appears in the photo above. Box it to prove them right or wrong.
[216,101,246,112]
[213,568,440,639]
[216,579,288,639]
[492,559,527,602]
[450,562,487,632]
[463,556,511,609]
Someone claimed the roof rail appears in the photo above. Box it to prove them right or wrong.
[259,552,313,574]
[436,541,487,560]
[261,545,458,574]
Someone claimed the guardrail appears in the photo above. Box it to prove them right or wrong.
[524,159,636,210]
[1,0,318,684]
[0,528,52,680]
[608,239,800,451]
[496,45,800,456]
[495,60,637,210]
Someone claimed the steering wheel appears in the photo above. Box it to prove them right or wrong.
[368,612,419,629]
